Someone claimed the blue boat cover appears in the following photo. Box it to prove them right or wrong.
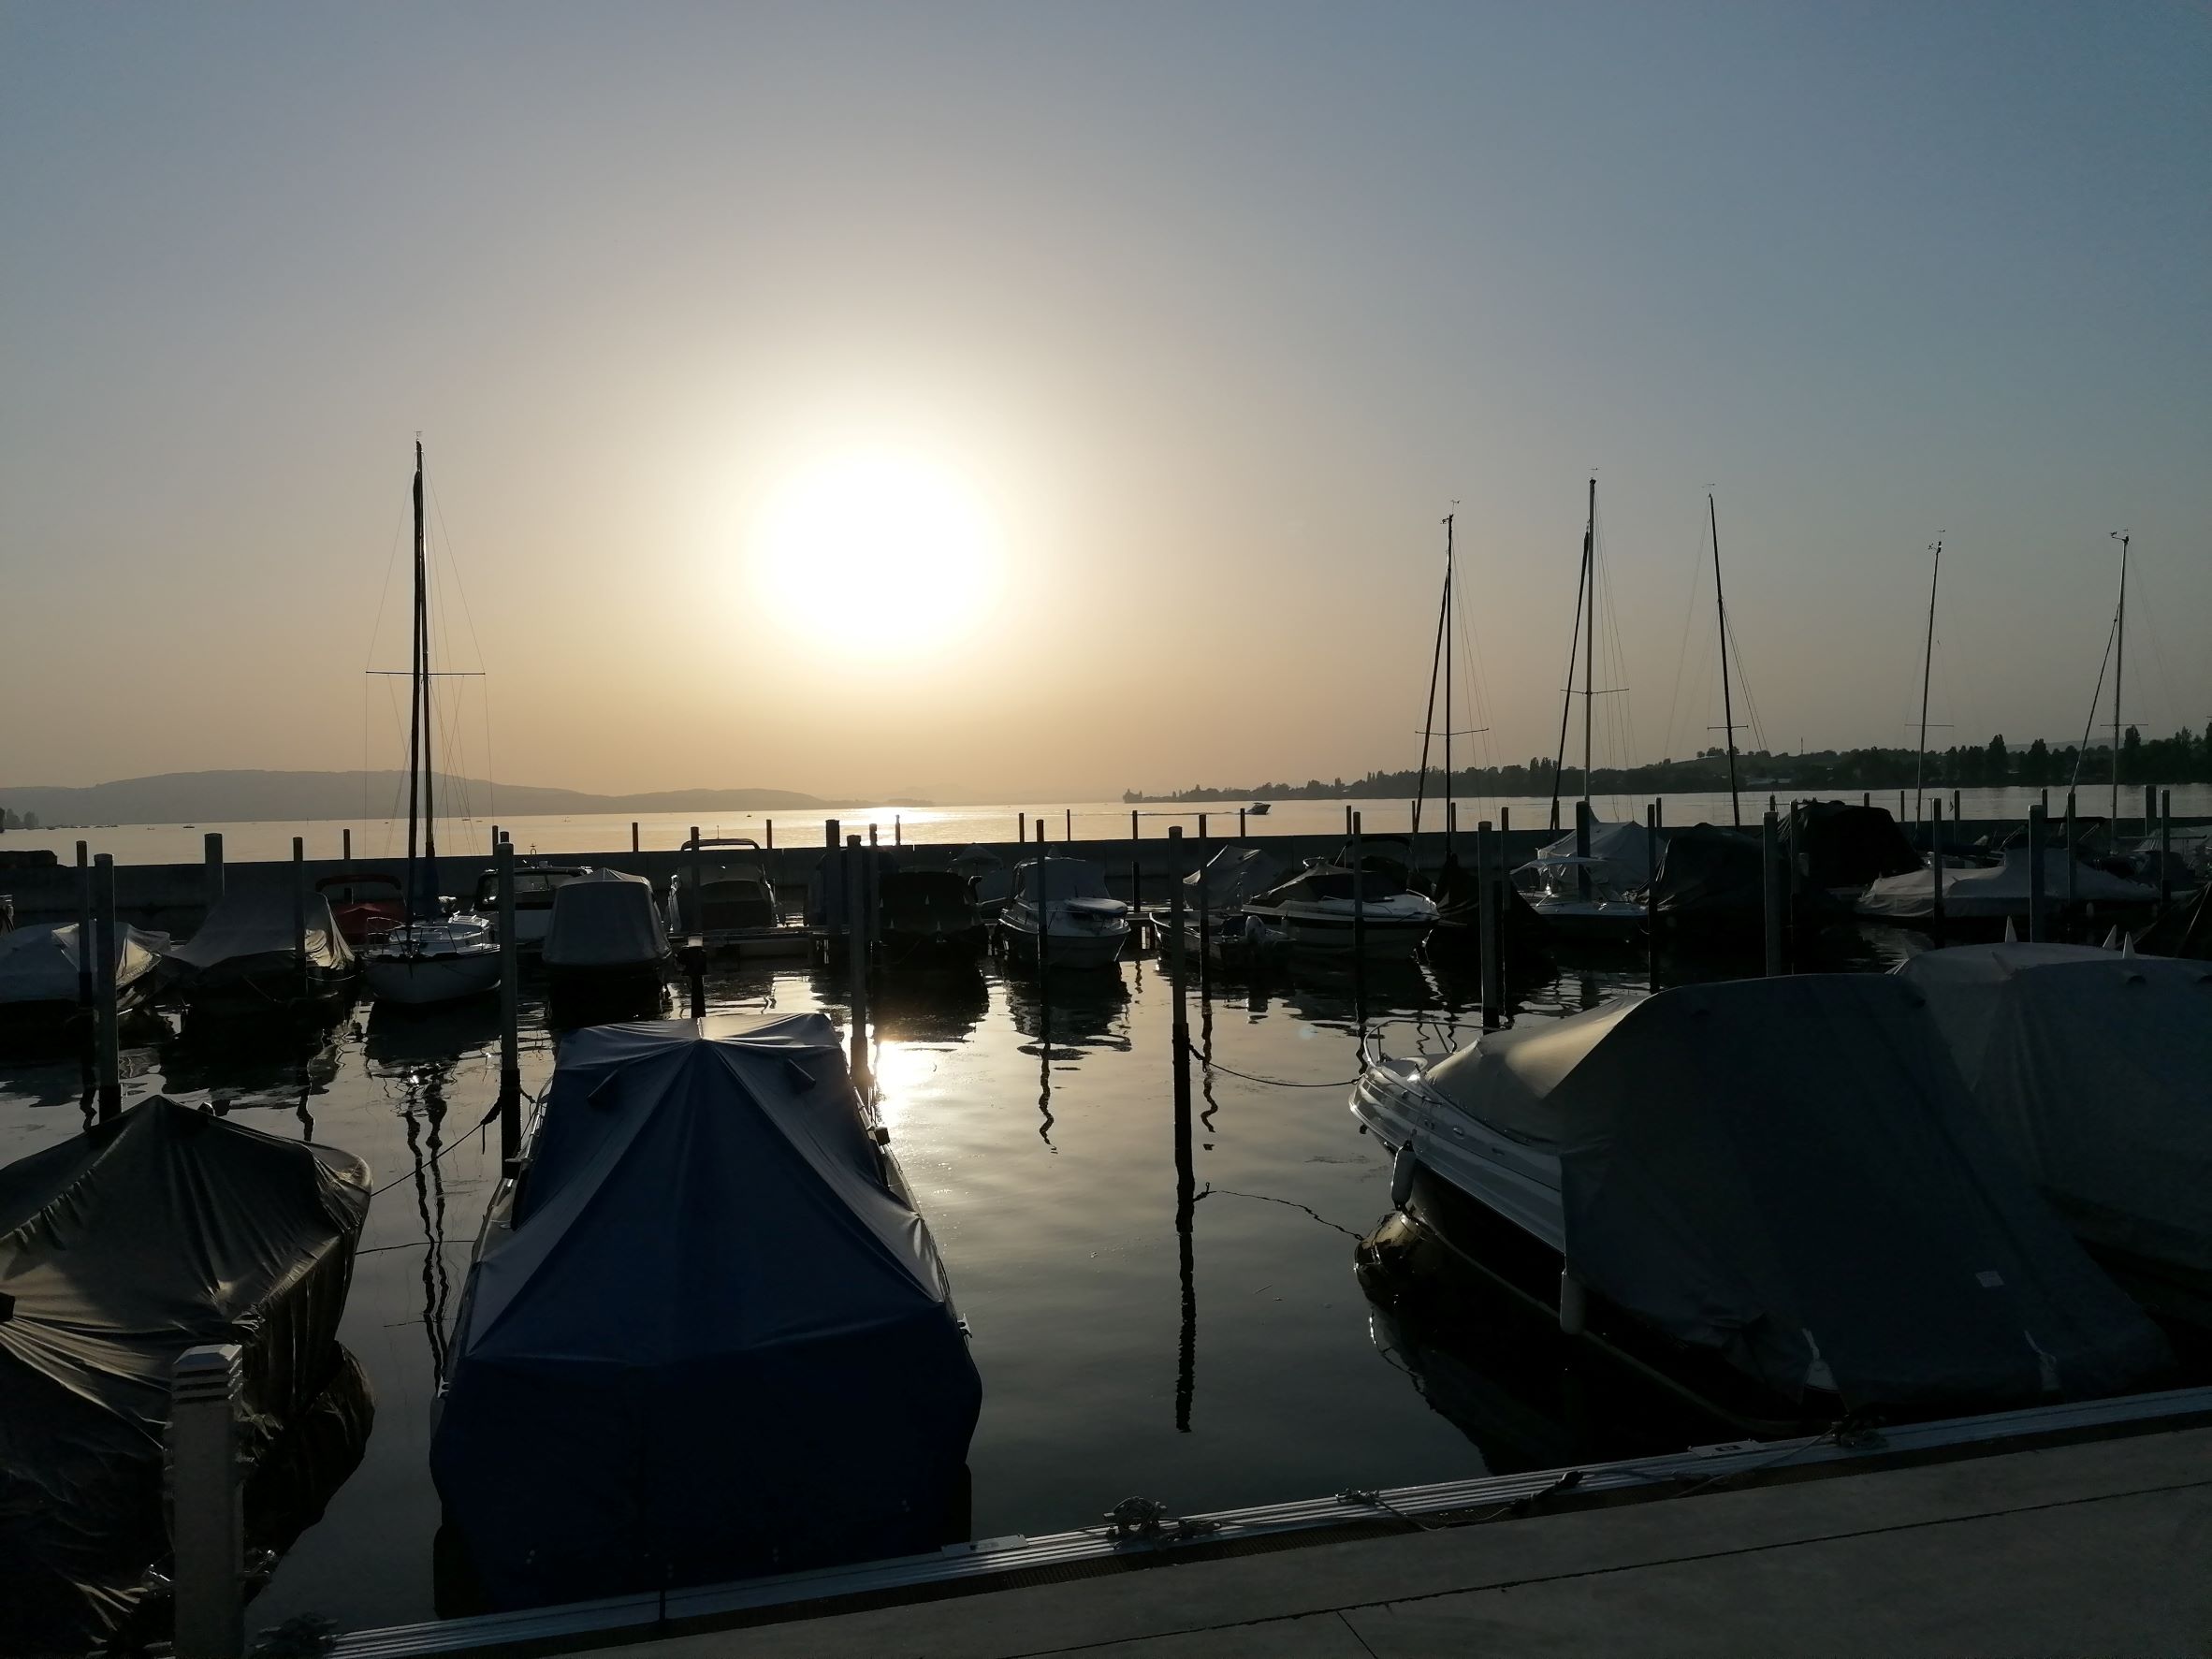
[432,1012,981,1608]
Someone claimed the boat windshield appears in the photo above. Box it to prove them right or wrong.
[1010,860,1113,900]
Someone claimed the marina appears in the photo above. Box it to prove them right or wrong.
[1,809,2206,1650]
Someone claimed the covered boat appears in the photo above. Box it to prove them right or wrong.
[1351,975,2171,1414]
[668,839,804,956]
[541,868,668,1025]
[998,858,1129,970]
[1779,801,1920,892]
[1536,819,1655,887]
[432,1013,981,1609]
[0,920,169,1041]
[470,862,590,952]
[1856,847,2157,931]
[1645,823,1763,941]
[878,866,988,964]
[1895,943,2212,1318]
[314,870,406,947]
[0,1099,371,1651]
[171,884,356,1016]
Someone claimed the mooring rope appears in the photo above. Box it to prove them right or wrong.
[1185,1040,1365,1089]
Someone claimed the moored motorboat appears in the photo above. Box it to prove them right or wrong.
[1895,942,2212,1323]
[470,861,589,953]
[667,837,806,957]
[0,1099,372,1652]
[1856,846,2157,937]
[998,857,1129,970]
[171,885,357,1019]
[1350,974,2171,1418]
[431,1013,980,1608]
[0,920,169,1045]
[1513,852,1646,943]
[541,868,669,1025]
[878,866,988,965]
[1158,846,1288,965]
[1241,864,1436,960]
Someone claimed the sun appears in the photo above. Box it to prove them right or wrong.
[751,452,1001,655]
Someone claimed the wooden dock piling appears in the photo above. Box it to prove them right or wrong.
[93,853,120,1119]
[75,842,92,1009]
[2027,805,2048,942]
[1930,799,1947,940]
[1761,809,1783,976]
[496,840,520,1164]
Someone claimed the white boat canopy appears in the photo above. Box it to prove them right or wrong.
[1536,820,1653,884]
[542,869,669,968]
[1857,847,2156,921]
[0,922,169,1005]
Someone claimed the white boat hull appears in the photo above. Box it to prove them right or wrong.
[998,921,1127,971]
[1242,904,1431,961]
[364,949,502,1007]
[1349,1058,1565,1251]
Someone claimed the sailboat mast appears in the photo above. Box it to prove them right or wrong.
[1549,502,1590,831]
[1443,514,1455,859]
[1411,522,1450,844]
[1581,477,1595,808]
[1710,492,1739,827]
[1915,539,1941,824]
[402,444,423,925]
[2111,531,2128,829]
[419,444,437,900]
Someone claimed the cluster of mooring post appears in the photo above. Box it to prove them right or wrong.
[1761,808,1783,976]
[2028,804,2048,942]
[845,833,870,1087]
[93,852,121,1118]
[1644,804,1660,990]
[1168,824,1192,1164]
[496,837,521,1165]
[75,842,93,1009]
[291,837,307,999]
[168,1343,245,1659]
[1931,799,1948,939]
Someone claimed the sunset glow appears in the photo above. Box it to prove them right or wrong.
[751,452,1001,658]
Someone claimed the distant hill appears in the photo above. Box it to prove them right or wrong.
[0,770,828,826]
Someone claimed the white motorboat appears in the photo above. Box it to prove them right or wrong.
[365,441,502,1011]
[363,916,502,1007]
[1349,974,2170,1416]
[998,858,1128,970]
[1856,846,2156,932]
[471,862,591,953]
[1241,866,1435,960]
[666,837,805,956]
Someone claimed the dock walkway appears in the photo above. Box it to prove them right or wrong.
[603,1427,2212,1657]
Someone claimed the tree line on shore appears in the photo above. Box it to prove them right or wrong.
[1126,726,2212,804]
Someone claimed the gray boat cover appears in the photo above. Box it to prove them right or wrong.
[0,921,168,1005]
[1538,820,1654,884]
[1894,944,2212,1280]
[541,868,669,968]
[1433,976,2170,1409]
[0,1099,371,1650]
[1184,847,1288,910]
[171,885,354,975]
[1857,848,2156,921]
[432,1013,981,1608]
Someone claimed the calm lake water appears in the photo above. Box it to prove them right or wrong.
[0,910,2180,1640]
[0,939,1753,1639]
[10,786,2209,866]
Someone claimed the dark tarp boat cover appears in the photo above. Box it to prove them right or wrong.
[1894,944,2212,1284]
[171,884,355,982]
[1780,801,1921,889]
[432,1013,982,1608]
[0,921,169,1008]
[541,868,669,968]
[1646,824,1764,923]
[879,869,982,937]
[1448,976,2171,1410]
[1425,852,1550,958]
[0,1099,371,1651]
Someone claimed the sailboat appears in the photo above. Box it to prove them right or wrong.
[1524,479,1646,940]
[364,443,502,1008]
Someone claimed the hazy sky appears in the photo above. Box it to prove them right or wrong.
[5,3,2207,801]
